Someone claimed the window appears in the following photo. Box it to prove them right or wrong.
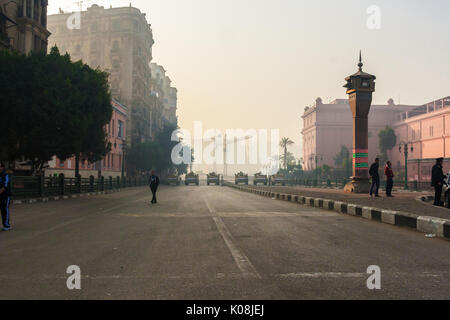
[112,20,121,32]
[118,120,124,138]
[112,120,115,136]
[59,161,65,167]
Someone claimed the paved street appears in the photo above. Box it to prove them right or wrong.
[0,185,449,299]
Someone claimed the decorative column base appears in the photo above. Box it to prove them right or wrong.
[344,177,371,194]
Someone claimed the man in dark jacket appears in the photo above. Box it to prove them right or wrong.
[384,161,394,197]
[369,158,380,197]
[432,158,446,206]
[0,162,12,231]
[149,170,160,204]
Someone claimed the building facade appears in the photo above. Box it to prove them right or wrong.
[0,0,50,53]
[47,4,155,145]
[301,97,417,171]
[390,96,450,182]
[150,63,178,127]
[46,99,128,178]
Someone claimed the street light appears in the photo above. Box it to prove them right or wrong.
[398,142,414,190]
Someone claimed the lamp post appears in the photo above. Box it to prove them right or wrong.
[121,141,127,179]
[398,142,413,190]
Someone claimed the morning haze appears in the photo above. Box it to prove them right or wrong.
[49,0,450,156]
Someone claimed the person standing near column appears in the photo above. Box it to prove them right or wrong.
[369,158,380,198]
[0,162,12,231]
[384,161,394,197]
[431,158,446,206]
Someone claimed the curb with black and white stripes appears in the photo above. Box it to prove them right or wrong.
[226,183,450,240]
[12,189,126,205]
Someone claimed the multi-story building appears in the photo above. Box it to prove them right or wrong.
[0,0,50,53]
[46,98,128,178]
[301,97,417,171]
[390,96,450,182]
[47,4,155,145]
[150,62,178,127]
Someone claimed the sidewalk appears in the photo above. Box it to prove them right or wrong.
[237,185,448,220]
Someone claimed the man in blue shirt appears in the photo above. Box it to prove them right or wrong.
[0,162,11,231]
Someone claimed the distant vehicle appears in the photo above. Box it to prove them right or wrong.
[441,173,450,208]
[253,173,268,185]
[235,172,249,185]
[167,173,181,186]
[185,172,199,186]
[270,173,286,186]
[207,172,220,185]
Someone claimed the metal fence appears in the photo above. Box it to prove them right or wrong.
[10,175,148,199]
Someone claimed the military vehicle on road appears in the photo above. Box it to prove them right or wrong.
[235,172,249,185]
[270,173,286,186]
[207,172,220,185]
[167,173,181,186]
[185,172,199,186]
[253,173,268,185]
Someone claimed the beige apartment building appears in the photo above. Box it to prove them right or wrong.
[302,97,417,171]
[150,63,178,126]
[0,0,50,53]
[47,4,158,145]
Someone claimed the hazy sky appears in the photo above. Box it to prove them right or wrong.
[49,0,450,158]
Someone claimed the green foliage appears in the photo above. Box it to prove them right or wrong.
[334,145,352,176]
[127,123,193,176]
[0,46,112,172]
[378,126,397,162]
[279,137,294,170]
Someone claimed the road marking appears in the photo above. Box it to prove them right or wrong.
[278,272,366,279]
[203,196,261,279]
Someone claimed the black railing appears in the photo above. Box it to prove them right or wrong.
[10,174,148,199]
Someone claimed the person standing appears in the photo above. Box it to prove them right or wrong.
[0,162,12,231]
[149,170,160,204]
[369,158,380,197]
[384,161,394,197]
[431,158,446,206]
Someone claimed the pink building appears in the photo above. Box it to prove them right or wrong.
[46,98,128,178]
[302,98,416,171]
[390,96,450,182]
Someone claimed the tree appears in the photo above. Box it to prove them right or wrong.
[334,145,352,176]
[378,126,397,163]
[279,137,294,170]
[0,47,112,174]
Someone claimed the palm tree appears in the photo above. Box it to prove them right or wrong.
[279,137,294,170]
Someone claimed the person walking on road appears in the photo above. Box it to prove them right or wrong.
[149,170,160,204]
[431,157,446,206]
[369,158,380,198]
[384,161,394,197]
[0,162,12,231]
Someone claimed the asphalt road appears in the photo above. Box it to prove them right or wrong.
[0,184,449,299]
